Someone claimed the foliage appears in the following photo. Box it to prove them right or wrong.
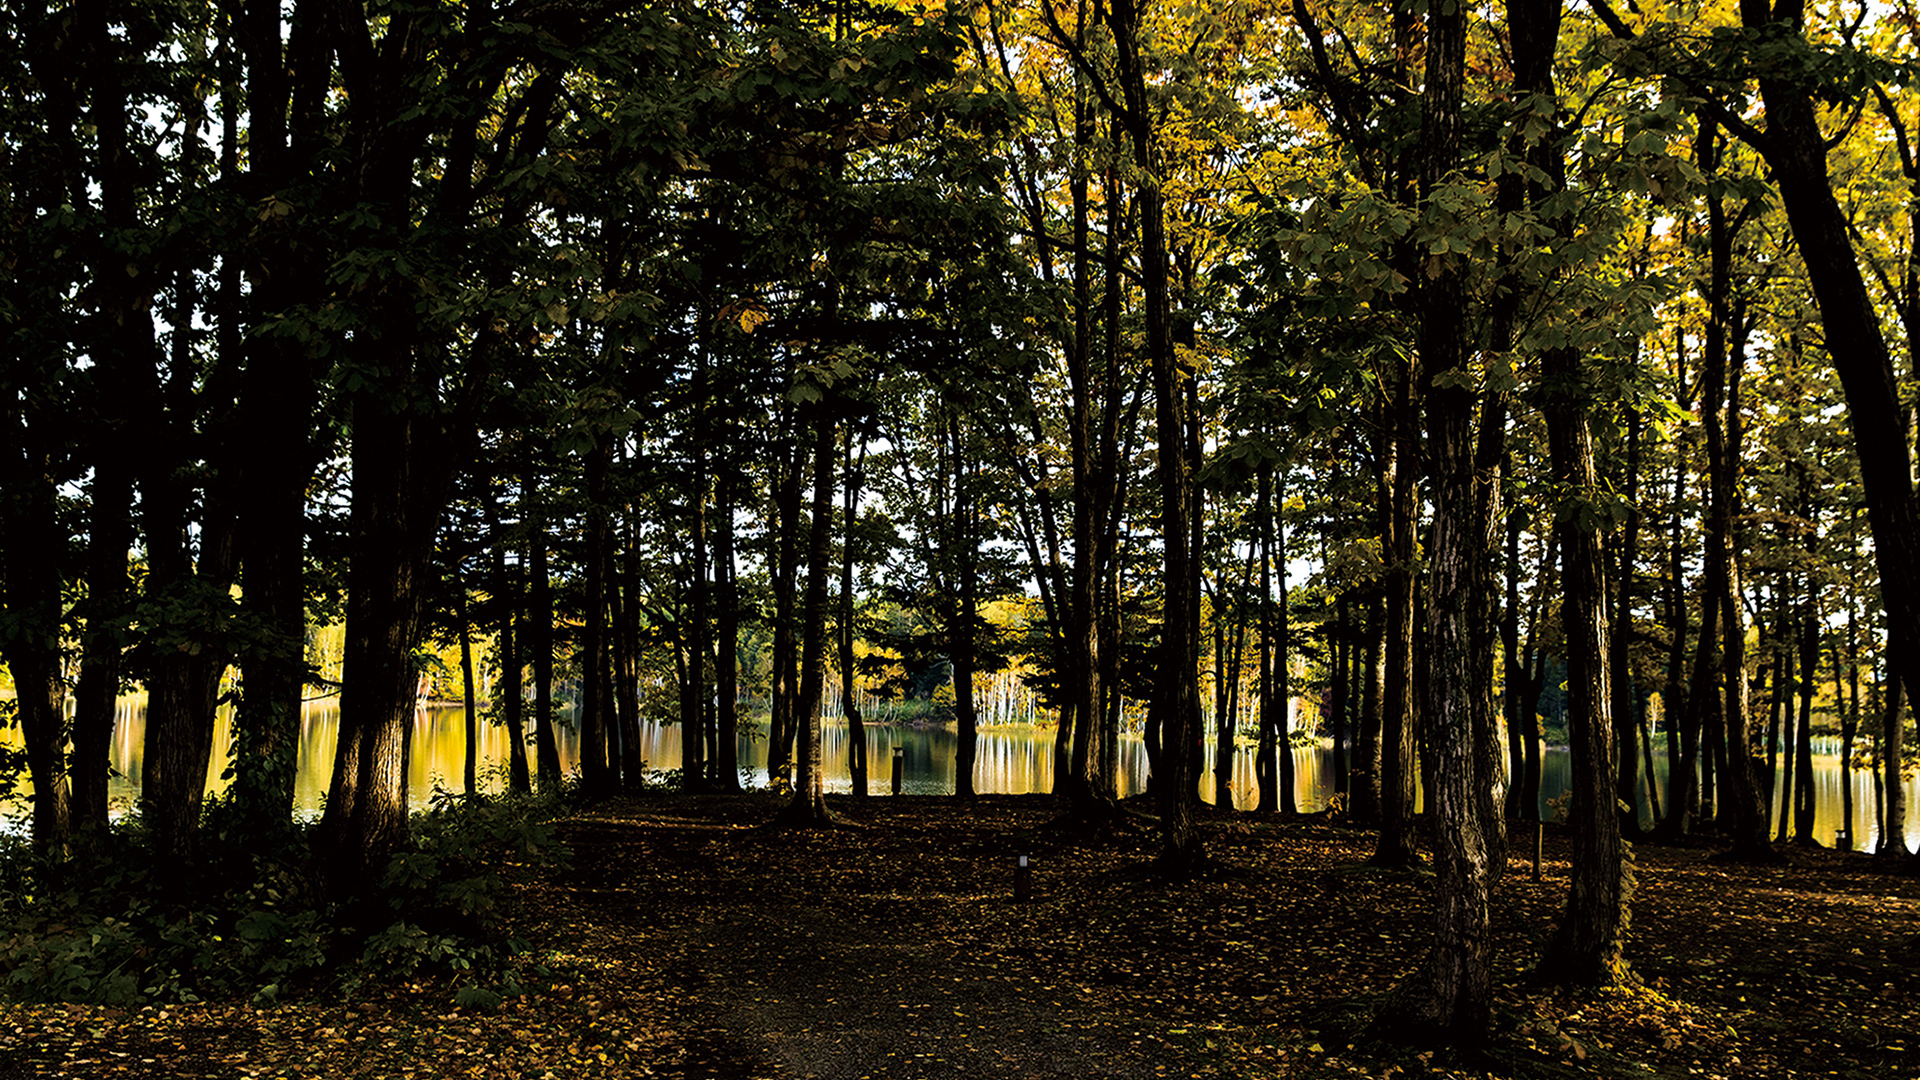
[0,790,568,1010]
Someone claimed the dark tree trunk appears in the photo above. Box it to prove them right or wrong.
[1256,465,1280,813]
[0,467,71,854]
[226,0,328,833]
[1771,624,1792,841]
[767,429,805,790]
[528,486,563,795]
[951,422,980,801]
[1792,579,1818,844]
[72,460,131,835]
[579,439,615,796]
[318,391,450,890]
[782,409,840,827]
[1274,486,1295,816]
[1614,402,1645,838]
[495,505,531,794]
[1717,331,1769,855]
[1372,354,1421,866]
[1058,60,1099,810]
[1214,553,1251,811]
[1662,336,1692,821]
[1539,348,1628,982]
[1107,0,1200,873]
[615,479,645,787]
[1352,594,1385,822]
[458,574,479,796]
[1505,0,1629,983]
[681,439,710,793]
[1663,124,1754,843]
[715,469,742,792]
[1837,605,1859,848]
[141,301,240,872]
[1330,591,1351,802]
[1502,507,1527,821]
[841,430,868,797]
[1880,672,1907,857]
[1061,108,1134,816]
[1380,0,1506,1043]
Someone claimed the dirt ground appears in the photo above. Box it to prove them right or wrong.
[5,792,1919,1079]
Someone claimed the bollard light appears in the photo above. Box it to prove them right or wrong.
[891,745,905,795]
[1014,854,1032,903]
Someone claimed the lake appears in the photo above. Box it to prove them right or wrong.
[6,696,1918,853]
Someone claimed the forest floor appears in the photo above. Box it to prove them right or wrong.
[5,791,1920,1079]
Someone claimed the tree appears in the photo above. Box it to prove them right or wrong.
[1374,0,1508,1042]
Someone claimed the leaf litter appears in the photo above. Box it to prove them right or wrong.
[3,793,1917,1079]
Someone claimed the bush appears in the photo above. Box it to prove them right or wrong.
[0,787,568,1009]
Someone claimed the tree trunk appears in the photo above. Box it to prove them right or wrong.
[496,510,531,794]
[1372,351,1421,867]
[226,0,330,839]
[1506,0,1629,982]
[1715,296,1770,857]
[579,439,615,796]
[71,461,131,835]
[767,430,805,790]
[715,469,742,792]
[1614,402,1645,838]
[841,429,868,797]
[0,456,71,854]
[1539,346,1628,983]
[1352,594,1385,822]
[1275,492,1295,816]
[1256,465,1280,813]
[1836,620,1858,848]
[141,329,239,871]
[782,409,840,827]
[1502,507,1527,821]
[615,480,645,788]
[1215,553,1250,811]
[528,483,563,795]
[1771,629,1792,841]
[1330,591,1351,803]
[1106,0,1200,873]
[1792,578,1818,844]
[1881,674,1908,857]
[1379,0,1505,1043]
[458,573,479,797]
[951,424,980,801]
[1662,336,1692,824]
[318,392,447,890]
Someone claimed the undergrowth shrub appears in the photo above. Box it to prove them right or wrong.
[0,788,568,1009]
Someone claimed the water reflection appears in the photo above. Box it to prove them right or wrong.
[6,698,1918,853]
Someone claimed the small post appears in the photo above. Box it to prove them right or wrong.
[1014,854,1031,902]
[891,745,904,795]
[1532,818,1543,881]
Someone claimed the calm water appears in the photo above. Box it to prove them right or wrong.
[6,696,1918,852]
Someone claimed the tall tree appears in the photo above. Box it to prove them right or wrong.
[1378,0,1508,1043]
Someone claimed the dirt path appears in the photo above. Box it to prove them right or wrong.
[546,795,1175,1079]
